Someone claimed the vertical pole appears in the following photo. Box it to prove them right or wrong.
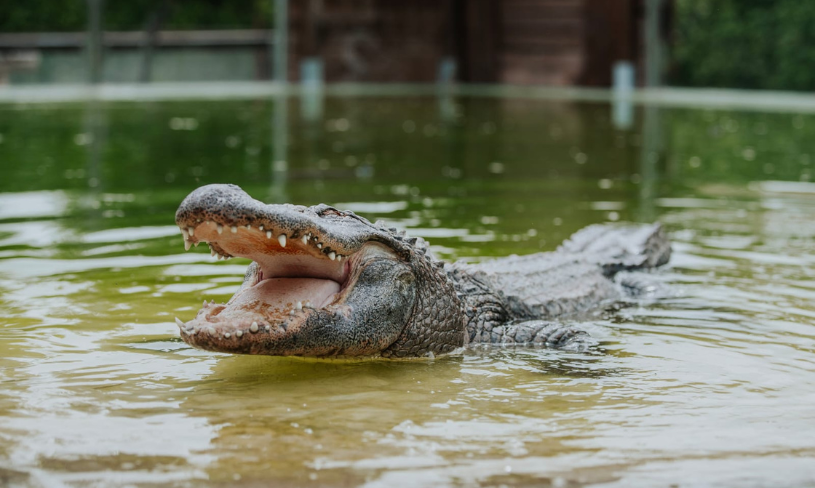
[644,0,664,88]
[270,97,289,202]
[638,106,661,222]
[273,0,288,83]
[84,99,105,192]
[87,0,104,84]
[270,0,289,200]
[612,61,634,130]
[300,58,324,121]
[139,1,167,83]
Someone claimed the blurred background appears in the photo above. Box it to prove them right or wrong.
[2,2,815,488]
[1,0,814,90]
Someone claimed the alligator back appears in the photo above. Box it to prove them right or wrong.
[558,223,671,274]
[453,223,670,321]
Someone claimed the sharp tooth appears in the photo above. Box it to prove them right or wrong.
[245,224,251,230]
[211,249,216,257]
[224,332,231,338]
[317,243,322,249]
[184,239,192,251]
[236,330,243,338]
[175,317,185,328]
[231,226,238,234]
[188,226,195,236]
[216,224,224,234]
[194,242,199,247]
[265,325,271,332]
[296,301,302,310]
[259,225,264,231]
[203,300,207,307]
[337,255,343,261]
[328,251,336,260]
[301,235,308,245]
[207,326,216,335]
[250,322,259,333]
[266,230,272,239]
[180,227,189,239]
[278,234,287,248]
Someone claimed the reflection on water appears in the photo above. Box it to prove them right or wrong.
[0,95,814,487]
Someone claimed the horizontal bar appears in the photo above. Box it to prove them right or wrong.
[0,30,276,49]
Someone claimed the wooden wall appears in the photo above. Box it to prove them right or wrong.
[289,0,453,82]
[499,0,585,85]
[288,0,653,86]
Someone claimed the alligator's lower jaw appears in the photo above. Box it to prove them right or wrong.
[175,271,349,354]
[176,260,351,354]
[176,296,332,355]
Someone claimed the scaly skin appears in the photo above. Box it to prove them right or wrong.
[174,184,671,358]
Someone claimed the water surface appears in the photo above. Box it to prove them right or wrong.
[1,95,814,487]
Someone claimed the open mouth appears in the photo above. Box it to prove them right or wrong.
[178,219,349,331]
[173,213,393,348]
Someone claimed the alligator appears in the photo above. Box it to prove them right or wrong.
[174,184,671,358]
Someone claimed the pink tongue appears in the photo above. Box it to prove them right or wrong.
[235,278,340,310]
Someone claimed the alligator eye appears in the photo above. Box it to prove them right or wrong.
[309,203,343,217]
[398,271,415,286]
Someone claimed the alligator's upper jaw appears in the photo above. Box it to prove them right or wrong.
[175,184,377,263]
[173,184,401,355]
[183,217,351,285]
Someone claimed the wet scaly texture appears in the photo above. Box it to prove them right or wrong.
[172,185,669,357]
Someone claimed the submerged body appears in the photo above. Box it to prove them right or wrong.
[174,184,670,357]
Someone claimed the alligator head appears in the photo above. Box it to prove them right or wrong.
[174,184,465,357]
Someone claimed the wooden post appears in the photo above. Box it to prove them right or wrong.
[139,1,167,83]
[273,0,288,82]
[581,0,636,86]
[460,0,499,83]
[644,0,664,87]
[87,0,104,84]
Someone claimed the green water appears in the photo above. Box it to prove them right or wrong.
[1,95,814,487]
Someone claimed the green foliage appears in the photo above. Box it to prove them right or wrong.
[0,0,87,32]
[0,0,272,32]
[672,0,815,90]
